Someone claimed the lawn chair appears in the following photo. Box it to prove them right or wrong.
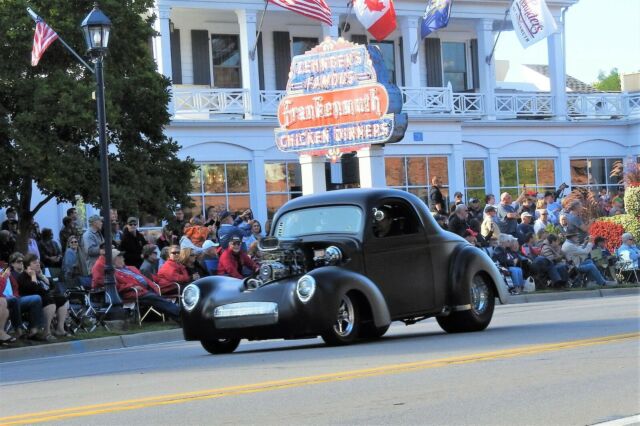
[65,280,113,333]
[614,254,639,283]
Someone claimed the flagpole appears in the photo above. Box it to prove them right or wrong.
[485,8,509,65]
[342,0,354,35]
[249,1,269,60]
[27,7,95,74]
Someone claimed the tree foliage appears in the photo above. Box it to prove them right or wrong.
[0,0,195,251]
[593,68,621,92]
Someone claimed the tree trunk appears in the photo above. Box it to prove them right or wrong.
[15,178,33,254]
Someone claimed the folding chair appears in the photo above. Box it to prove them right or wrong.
[614,255,639,283]
[65,285,113,333]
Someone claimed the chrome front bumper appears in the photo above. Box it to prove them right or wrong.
[213,302,279,329]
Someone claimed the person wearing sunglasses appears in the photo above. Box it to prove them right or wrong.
[217,236,259,279]
[120,217,147,269]
[156,245,196,294]
[62,237,82,287]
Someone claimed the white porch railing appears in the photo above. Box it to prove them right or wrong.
[400,86,452,113]
[495,92,554,117]
[567,93,627,117]
[174,88,249,115]
[626,93,640,118]
[452,93,484,116]
[260,90,286,116]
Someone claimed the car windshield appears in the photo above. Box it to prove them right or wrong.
[274,206,363,237]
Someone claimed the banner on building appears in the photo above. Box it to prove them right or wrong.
[420,0,453,39]
[353,0,397,42]
[510,0,558,48]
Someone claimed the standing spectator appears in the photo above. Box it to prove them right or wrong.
[616,233,639,270]
[609,197,625,216]
[517,212,535,244]
[139,244,159,281]
[168,208,187,240]
[447,204,470,237]
[184,216,212,248]
[562,233,616,287]
[0,230,16,264]
[120,217,147,268]
[244,220,264,247]
[485,194,496,208]
[62,237,81,287]
[59,216,80,252]
[156,225,177,251]
[449,191,464,213]
[497,190,526,237]
[533,209,550,234]
[218,210,252,250]
[38,228,63,270]
[1,207,17,231]
[467,198,483,222]
[544,191,562,225]
[481,205,500,241]
[565,200,590,243]
[80,215,104,276]
[217,236,259,279]
[28,220,42,259]
[428,176,447,215]
[520,193,537,218]
[66,207,80,230]
[558,214,570,238]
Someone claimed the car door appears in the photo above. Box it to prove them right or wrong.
[363,199,436,318]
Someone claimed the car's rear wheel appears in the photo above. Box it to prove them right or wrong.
[200,338,241,354]
[321,294,360,346]
[437,274,495,333]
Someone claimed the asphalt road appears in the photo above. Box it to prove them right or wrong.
[1,295,639,426]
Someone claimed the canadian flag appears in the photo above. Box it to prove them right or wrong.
[353,0,397,42]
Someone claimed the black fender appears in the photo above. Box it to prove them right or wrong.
[447,245,509,308]
[306,266,391,329]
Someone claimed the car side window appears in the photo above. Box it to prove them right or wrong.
[372,201,420,238]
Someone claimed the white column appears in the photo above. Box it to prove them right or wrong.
[300,154,326,195]
[449,144,465,201]
[476,19,496,119]
[548,20,567,120]
[557,147,571,188]
[400,16,421,88]
[357,145,386,188]
[322,14,341,39]
[157,4,174,116]
[236,10,262,119]
[487,148,501,197]
[252,151,268,224]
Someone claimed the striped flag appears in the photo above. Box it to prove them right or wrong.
[31,17,58,66]
[267,0,333,25]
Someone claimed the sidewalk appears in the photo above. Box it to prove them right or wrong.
[1,287,638,364]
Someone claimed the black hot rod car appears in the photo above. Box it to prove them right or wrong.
[181,188,509,354]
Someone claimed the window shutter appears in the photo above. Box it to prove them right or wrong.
[470,38,479,90]
[425,38,442,87]
[191,30,211,85]
[257,35,265,90]
[351,34,368,45]
[398,36,405,86]
[170,29,182,84]
[273,31,291,91]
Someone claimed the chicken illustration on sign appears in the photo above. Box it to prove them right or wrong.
[275,38,407,155]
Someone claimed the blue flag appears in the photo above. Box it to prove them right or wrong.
[420,0,453,39]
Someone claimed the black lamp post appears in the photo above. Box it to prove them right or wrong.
[81,4,123,314]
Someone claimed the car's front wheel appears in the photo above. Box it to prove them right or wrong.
[321,294,360,346]
[437,274,495,333]
[200,338,241,354]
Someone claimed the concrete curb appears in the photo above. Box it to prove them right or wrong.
[1,288,638,363]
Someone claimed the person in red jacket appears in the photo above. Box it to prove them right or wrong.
[217,236,259,279]
[155,245,198,294]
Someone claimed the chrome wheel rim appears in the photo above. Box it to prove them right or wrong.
[333,296,355,337]
[470,276,490,315]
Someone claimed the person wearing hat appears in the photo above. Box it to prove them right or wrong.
[80,214,104,275]
[200,240,220,276]
[616,233,639,272]
[217,236,259,279]
[517,212,535,245]
[481,205,500,241]
[562,233,616,287]
[120,217,147,269]
[218,209,253,250]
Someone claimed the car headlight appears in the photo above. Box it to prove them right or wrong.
[296,275,316,303]
[182,284,200,312]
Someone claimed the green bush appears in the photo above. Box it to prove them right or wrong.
[601,214,640,242]
[624,186,640,217]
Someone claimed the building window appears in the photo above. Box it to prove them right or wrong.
[385,156,449,202]
[265,161,303,218]
[499,159,555,195]
[188,163,251,218]
[211,34,242,88]
[570,158,623,196]
[442,42,466,91]
[464,159,486,204]
[369,40,396,84]
[292,37,318,57]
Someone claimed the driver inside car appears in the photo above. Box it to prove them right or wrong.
[373,207,393,238]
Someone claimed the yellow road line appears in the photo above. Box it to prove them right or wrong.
[1,332,637,425]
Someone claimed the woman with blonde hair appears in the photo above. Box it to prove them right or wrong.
[156,245,197,294]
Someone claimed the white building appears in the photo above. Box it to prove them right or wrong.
[14,0,640,234]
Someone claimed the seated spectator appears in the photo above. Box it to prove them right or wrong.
[517,212,534,244]
[2,254,44,339]
[481,205,500,241]
[217,236,259,279]
[159,246,170,269]
[520,233,541,259]
[448,204,470,237]
[462,229,479,247]
[433,214,448,230]
[139,244,159,281]
[38,228,63,271]
[182,247,208,279]
[156,245,197,294]
[481,237,499,258]
[184,216,212,248]
[201,240,219,276]
[18,253,69,339]
[533,209,550,234]
[616,233,639,270]
[108,250,180,321]
[535,228,549,248]
[493,235,525,293]
[467,198,483,223]
[558,214,570,238]
[562,233,616,287]
[0,293,14,344]
[120,217,147,268]
[62,237,82,287]
[591,236,616,280]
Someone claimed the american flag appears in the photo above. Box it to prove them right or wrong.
[31,18,58,66]
[267,0,332,25]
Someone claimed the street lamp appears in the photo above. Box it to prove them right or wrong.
[81,4,123,314]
